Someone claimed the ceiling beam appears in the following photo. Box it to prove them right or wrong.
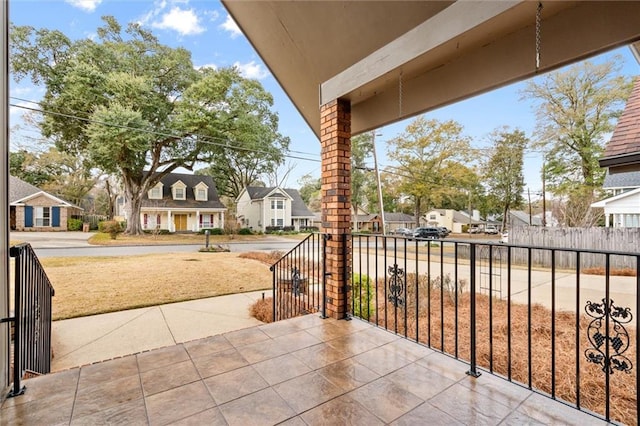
[319,0,523,106]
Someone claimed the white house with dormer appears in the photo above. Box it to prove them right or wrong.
[136,173,227,232]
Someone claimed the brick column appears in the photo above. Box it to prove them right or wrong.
[320,99,351,319]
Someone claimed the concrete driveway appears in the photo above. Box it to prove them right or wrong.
[10,231,93,248]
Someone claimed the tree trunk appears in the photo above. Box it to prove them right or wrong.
[414,197,422,226]
[123,178,144,235]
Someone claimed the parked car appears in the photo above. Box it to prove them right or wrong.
[484,225,499,235]
[411,227,441,240]
[392,227,413,236]
[468,226,482,234]
[437,227,451,237]
[500,231,509,243]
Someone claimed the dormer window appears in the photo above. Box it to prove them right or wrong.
[149,183,163,200]
[172,180,187,200]
[194,182,209,201]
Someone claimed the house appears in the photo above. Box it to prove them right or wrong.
[141,173,227,232]
[591,77,640,227]
[9,175,83,231]
[508,210,543,227]
[423,209,483,233]
[384,212,416,233]
[236,186,315,232]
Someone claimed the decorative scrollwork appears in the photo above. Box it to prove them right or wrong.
[291,267,301,296]
[584,299,633,375]
[388,264,404,308]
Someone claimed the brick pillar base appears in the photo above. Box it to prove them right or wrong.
[320,99,351,319]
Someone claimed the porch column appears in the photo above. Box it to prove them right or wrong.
[167,210,172,232]
[320,98,351,320]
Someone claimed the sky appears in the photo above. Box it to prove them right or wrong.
[8,0,640,199]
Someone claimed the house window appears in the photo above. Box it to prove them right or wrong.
[271,218,284,226]
[35,207,50,227]
[271,200,284,210]
[149,187,162,199]
[200,214,213,228]
[196,188,207,201]
[173,187,185,200]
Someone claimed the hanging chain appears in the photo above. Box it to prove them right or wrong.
[535,2,543,70]
[398,71,403,118]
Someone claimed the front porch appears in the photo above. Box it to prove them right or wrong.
[0,315,600,425]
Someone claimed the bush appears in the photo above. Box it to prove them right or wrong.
[300,226,319,232]
[198,227,224,235]
[238,228,253,235]
[142,229,171,235]
[67,218,83,231]
[99,220,123,239]
[249,297,273,323]
[352,273,375,320]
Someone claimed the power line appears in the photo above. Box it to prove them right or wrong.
[9,97,323,163]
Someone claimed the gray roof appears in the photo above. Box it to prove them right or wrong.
[602,169,640,189]
[509,210,542,226]
[384,212,415,223]
[9,175,42,203]
[245,186,314,218]
[142,173,225,209]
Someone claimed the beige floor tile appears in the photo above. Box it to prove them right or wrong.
[301,394,385,426]
[204,365,269,405]
[191,347,248,378]
[141,359,201,396]
[145,381,216,426]
[183,334,233,359]
[217,388,295,426]
[252,353,311,386]
[70,398,147,426]
[137,345,190,373]
[347,377,423,423]
[73,374,144,419]
[272,372,344,414]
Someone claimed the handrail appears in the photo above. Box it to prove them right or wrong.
[270,233,326,322]
[6,243,55,398]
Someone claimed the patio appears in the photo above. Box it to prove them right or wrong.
[0,314,605,425]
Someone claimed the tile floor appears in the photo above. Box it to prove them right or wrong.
[0,316,607,425]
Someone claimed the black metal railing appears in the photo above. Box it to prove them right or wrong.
[5,243,55,397]
[270,233,327,321]
[350,233,640,425]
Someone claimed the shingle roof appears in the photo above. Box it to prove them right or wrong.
[384,212,415,223]
[601,77,640,160]
[9,175,42,203]
[602,169,640,189]
[509,210,543,226]
[245,186,314,218]
[141,173,226,209]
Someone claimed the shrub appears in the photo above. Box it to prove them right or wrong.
[99,220,123,239]
[238,228,253,235]
[352,273,375,320]
[249,297,273,323]
[142,229,171,235]
[67,218,83,231]
[198,227,224,235]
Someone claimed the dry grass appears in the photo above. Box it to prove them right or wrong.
[43,252,271,320]
[88,232,265,246]
[582,266,637,277]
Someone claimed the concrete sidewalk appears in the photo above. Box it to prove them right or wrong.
[51,290,272,372]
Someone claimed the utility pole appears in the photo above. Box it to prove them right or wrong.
[371,130,386,235]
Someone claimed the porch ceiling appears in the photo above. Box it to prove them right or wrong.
[222,1,640,138]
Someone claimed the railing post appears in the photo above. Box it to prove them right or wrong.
[270,264,276,322]
[8,245,25,397]
[321,234,329,318]
[467,243,481,378]
[342,233,351,320]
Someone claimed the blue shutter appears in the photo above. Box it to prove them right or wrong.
[52,207,60,227]
[24,206,33,227]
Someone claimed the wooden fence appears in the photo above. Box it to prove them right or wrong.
[508,227,640,270]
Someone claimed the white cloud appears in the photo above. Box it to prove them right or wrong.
[220,14,242,38]
[152,7,205,36]
[64,0,102,12]
[234,61,269,80]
